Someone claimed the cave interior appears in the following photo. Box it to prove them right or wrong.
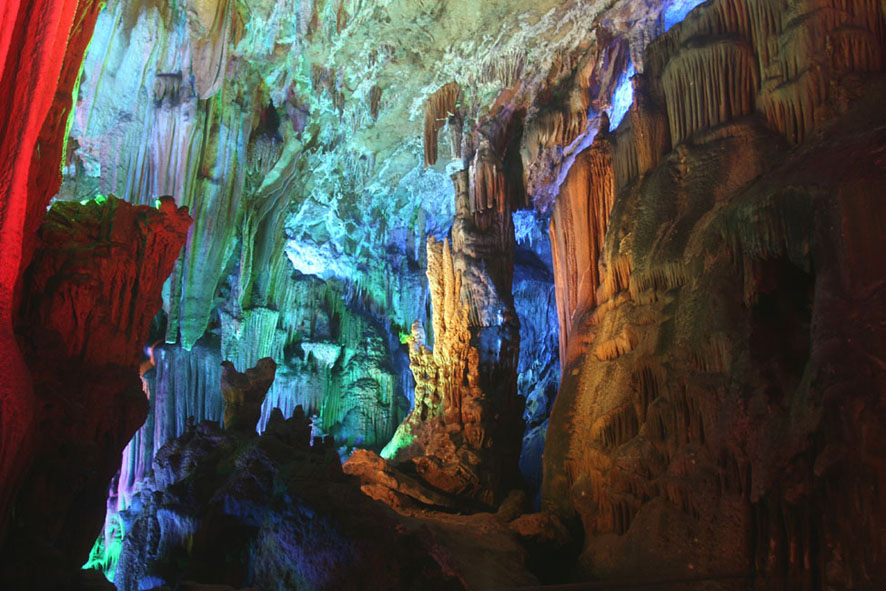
[1,0,885,590]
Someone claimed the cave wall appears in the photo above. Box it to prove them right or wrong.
[0,0,99,537]
[543,0,886,587]
[0,4,197,588]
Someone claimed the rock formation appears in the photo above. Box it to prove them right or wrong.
[2,195,191,589]
[113,408,538,591]
[0,0,104,538]
[1,0,884,589]
[220,357,277,431]
[543,1,886,587]
[1,2,192,588]
[378,111,525,507]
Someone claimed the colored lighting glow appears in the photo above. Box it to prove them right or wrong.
[82,513,124,581]
[663,0,707,31]
[79,194,107,206]
[380,428,415,460]
[608,62,635,130]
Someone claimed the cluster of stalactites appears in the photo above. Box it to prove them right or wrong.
[644,0,886,147]
[423,82,460,167]
[247,101,284,176]
[548,0,886,357]
[468,137,508,232]
[549,138,615,366]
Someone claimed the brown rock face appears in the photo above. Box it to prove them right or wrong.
[1,195,191,588]
[543,0,886,587]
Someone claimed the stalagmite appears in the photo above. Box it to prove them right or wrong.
[221,357,277,432]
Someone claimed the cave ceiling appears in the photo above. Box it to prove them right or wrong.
[63,0,701,348]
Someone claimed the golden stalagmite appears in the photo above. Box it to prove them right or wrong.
[383,237,492,502]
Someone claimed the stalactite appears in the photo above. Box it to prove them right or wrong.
[521,108,587,166]
[628,261,691,300]
[423,82,460,167]
[630,364,666,424]
[472,51,525,89]
[368,85,382,120]
[691,334,732,374]
[468,138,508,232]
[662,37,759,147]
[629,73,671,178]
[611,121,639,193]
[550,136,615,365]
[152,72,184,105]
[595,254,633,307]
[592,327,637,362]
[186,0,240,98]
[646,0,886,146]
[543,1,886,586]
[592,405,640,450]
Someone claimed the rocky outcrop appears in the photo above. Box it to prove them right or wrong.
[543,0,886,587]
[0,2,192,588]
[114,408,538,591]
[220,357,277,431]
[22,196,191,366]
[1,195,190,589]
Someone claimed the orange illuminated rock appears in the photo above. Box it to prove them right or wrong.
[543,1,886,587]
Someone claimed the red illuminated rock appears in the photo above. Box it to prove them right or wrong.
[1,194,191,588]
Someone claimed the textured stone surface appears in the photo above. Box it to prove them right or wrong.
[1,196,190,589]
[114,411,537,591]
[0,0,104,540]
[3,0,885,589]
[220,357,277,431]
[543,1,886,587]
[55,0,691,475]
